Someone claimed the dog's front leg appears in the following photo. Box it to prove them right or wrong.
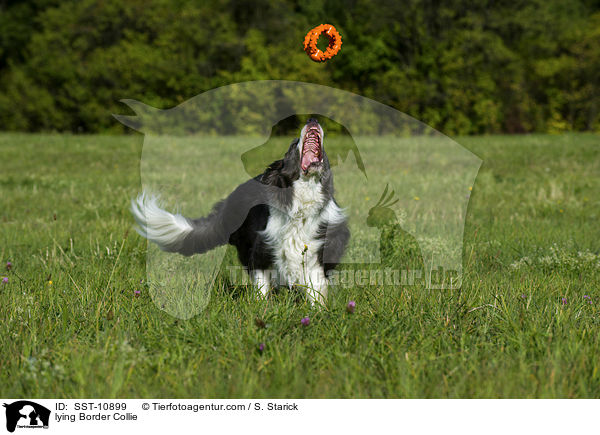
[305,269,328,306]
[252,269,273,298]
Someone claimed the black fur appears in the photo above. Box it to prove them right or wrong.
[170,122,349,279]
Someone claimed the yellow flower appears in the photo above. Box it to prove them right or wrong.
[48,280,53,285]
[468,186,473,191]
[559,209,564,213]
[414,196,420,201]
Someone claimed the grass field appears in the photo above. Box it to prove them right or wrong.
[1,132,599,398]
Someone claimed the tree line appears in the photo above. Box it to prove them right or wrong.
[0,0,598,135]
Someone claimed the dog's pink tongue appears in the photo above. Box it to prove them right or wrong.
[301,150,319,171]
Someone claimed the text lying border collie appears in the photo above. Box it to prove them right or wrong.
[131,118,350,305]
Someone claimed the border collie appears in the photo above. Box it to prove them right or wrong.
[131,118,350,305]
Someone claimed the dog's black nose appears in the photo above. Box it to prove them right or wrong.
[307,117,318,124]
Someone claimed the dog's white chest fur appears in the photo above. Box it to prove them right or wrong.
[261,177,328,295]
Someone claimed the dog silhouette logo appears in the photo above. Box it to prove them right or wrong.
[115,80,481,318]
[3,401,50,432]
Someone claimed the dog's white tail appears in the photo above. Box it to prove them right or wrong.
[131,192,195,253]
[131,181,269,256]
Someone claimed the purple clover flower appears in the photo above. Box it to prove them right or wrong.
[1,277,7,284]
[347,300,356,313]
[584,295,591,300]
[561,297,567,305]
[258,343,265,352]
[301,316,310,326]
[6,261,12,271]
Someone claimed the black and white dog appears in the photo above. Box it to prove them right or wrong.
[131,118,349,304]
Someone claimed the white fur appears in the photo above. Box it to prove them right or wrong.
[252,269,273,297]
[131,191,193,251]
[321,199,347,226]
[261,177,344,305]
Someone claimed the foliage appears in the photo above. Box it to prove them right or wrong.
[0,0,599,134]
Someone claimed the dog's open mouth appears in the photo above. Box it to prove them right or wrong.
[300,120,323,173]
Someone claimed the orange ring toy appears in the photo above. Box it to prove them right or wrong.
[303,24,342,62]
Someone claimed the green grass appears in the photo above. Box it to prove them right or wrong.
[1,132,599,398]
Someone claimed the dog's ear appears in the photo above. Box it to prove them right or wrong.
[284,138,300,159]
[280,138,300,181]
[260,138,299,207]
[263,139,299,181]
[263,159,283,184]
